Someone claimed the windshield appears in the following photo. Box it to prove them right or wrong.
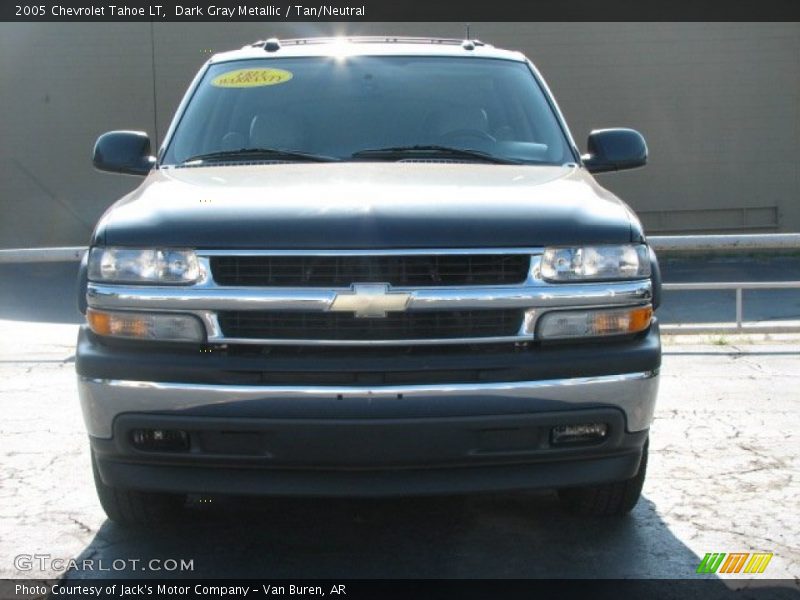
[162,56,575,166]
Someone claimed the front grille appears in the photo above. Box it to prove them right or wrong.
[217,309,524,341]
[210,254,530,287]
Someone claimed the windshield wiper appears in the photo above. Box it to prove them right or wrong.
[182,147,340,164]
[350,145,521,164]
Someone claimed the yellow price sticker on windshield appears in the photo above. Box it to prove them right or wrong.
[211,68,293,88]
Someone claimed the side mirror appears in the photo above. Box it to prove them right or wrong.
[582,128,647,174]
[93,131,155,176]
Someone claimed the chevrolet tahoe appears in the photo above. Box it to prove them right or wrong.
[77,36,661,525]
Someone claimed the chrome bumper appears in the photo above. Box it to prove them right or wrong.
[78,370,659,439]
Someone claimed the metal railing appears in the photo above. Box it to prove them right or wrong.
[659,281,800,335]
[649,234,800,335]
[650,233,800,253]
[0,246,84,263]
[2,234,799,335]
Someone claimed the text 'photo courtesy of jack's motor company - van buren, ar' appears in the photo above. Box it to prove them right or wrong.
[19,583,348,597]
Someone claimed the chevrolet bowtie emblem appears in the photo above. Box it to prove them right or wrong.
[330,283,411,318]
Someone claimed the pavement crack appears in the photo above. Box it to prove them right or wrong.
[68,516,94,535]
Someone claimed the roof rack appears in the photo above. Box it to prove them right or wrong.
[249,36,487,49]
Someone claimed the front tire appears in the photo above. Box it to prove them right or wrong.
[557,440,648,517]
[91,451,185,526]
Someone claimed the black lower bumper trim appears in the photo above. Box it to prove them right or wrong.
[91,409,648,497]
[94,451,645,497]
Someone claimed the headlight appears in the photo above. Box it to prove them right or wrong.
[88,247,200,284]
[87,308,205,342]
[540,244,650,282]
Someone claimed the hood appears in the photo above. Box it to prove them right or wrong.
[94,163,638,249]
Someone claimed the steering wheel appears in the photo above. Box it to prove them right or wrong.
[440,129,497,144]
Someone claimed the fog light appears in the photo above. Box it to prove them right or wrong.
[551,423,608,446]
[87,308,204,342]
[130,429,189,452]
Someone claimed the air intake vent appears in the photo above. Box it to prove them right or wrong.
[210,254,530,287]
[217,309,524,341]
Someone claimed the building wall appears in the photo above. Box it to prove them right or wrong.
[1,22,798,248]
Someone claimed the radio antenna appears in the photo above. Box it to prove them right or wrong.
[465,24,471,40]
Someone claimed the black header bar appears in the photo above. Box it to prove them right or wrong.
[2,0,800,22]
[1,579,797,600]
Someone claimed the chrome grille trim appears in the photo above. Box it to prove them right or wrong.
[197,248,544,256]
[85,248,653,346]
[87,280,652,312]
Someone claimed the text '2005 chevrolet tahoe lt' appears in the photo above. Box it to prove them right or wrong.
[77,36,661,525]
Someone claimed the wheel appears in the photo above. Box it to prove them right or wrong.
[91,450,185,526]
[557,440,648,517]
